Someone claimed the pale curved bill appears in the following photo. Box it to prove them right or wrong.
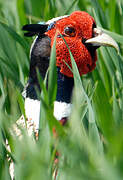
[85,28,119,53]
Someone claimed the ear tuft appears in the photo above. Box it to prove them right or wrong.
[22,24,48,37]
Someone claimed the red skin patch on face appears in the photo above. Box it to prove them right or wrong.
[45,11,97,77]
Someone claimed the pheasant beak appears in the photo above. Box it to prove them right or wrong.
[85,28,119,53]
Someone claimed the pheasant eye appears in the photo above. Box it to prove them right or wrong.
[64,27,76,37]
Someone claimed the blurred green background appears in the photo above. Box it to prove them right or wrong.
[0,0,123,179]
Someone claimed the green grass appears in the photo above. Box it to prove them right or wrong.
[0,0,123,179]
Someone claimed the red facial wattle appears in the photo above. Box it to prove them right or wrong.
[45,11,97,77]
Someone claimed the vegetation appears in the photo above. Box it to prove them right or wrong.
[0,0,123,179]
